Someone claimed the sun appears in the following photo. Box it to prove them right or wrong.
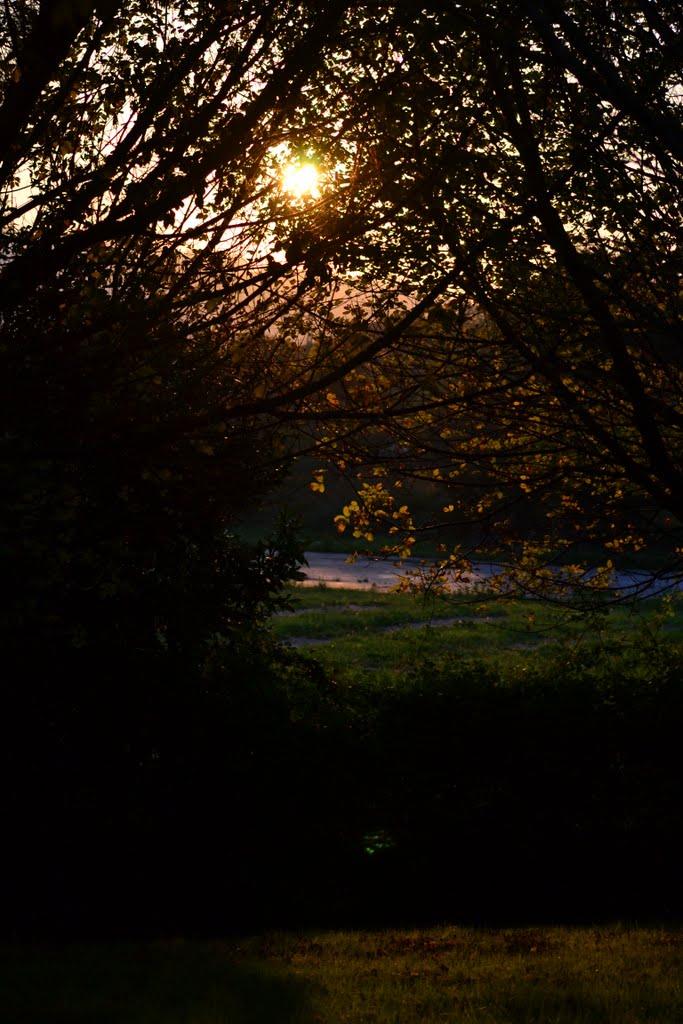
[281,161,320,197]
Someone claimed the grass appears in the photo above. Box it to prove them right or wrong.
[240,925,683,1023]
[4,925,683,1023]
[272,584,683,681]
[0,940,309,1024]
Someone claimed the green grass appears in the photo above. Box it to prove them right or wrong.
[272,584,683,681]
[4,925,683,1023]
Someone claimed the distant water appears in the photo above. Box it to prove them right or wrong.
[299,551,425,590]
[299,551,682,599]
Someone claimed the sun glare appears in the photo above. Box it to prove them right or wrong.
[282,161,320,197]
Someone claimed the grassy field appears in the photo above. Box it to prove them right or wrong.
[271,583,683,681]
[4,925,683,1023]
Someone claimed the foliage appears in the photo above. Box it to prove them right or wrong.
[2,629,354,935]
[0,2,432,936]
[4,575,683,933]
[1,0,355,660]
[354,640,683,924]
[303,1,683,591]
[6,2,683,614]
[3,1,683,936]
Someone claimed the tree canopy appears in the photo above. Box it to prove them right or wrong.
[316,1,683,595]
[0,0,409,659]
[2,0,683,640]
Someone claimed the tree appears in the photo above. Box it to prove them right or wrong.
[315,0,683,596]
[0,0,424,662]
[3,0,682,635]
[9,0,681,633]
[1,0,430,933]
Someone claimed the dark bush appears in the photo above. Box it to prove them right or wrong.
[2,629,366,937]
[347,644,683,923]
[4,626,683,937]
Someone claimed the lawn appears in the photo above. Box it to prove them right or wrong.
[4,925,683,1023]
[271,583,683,681]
